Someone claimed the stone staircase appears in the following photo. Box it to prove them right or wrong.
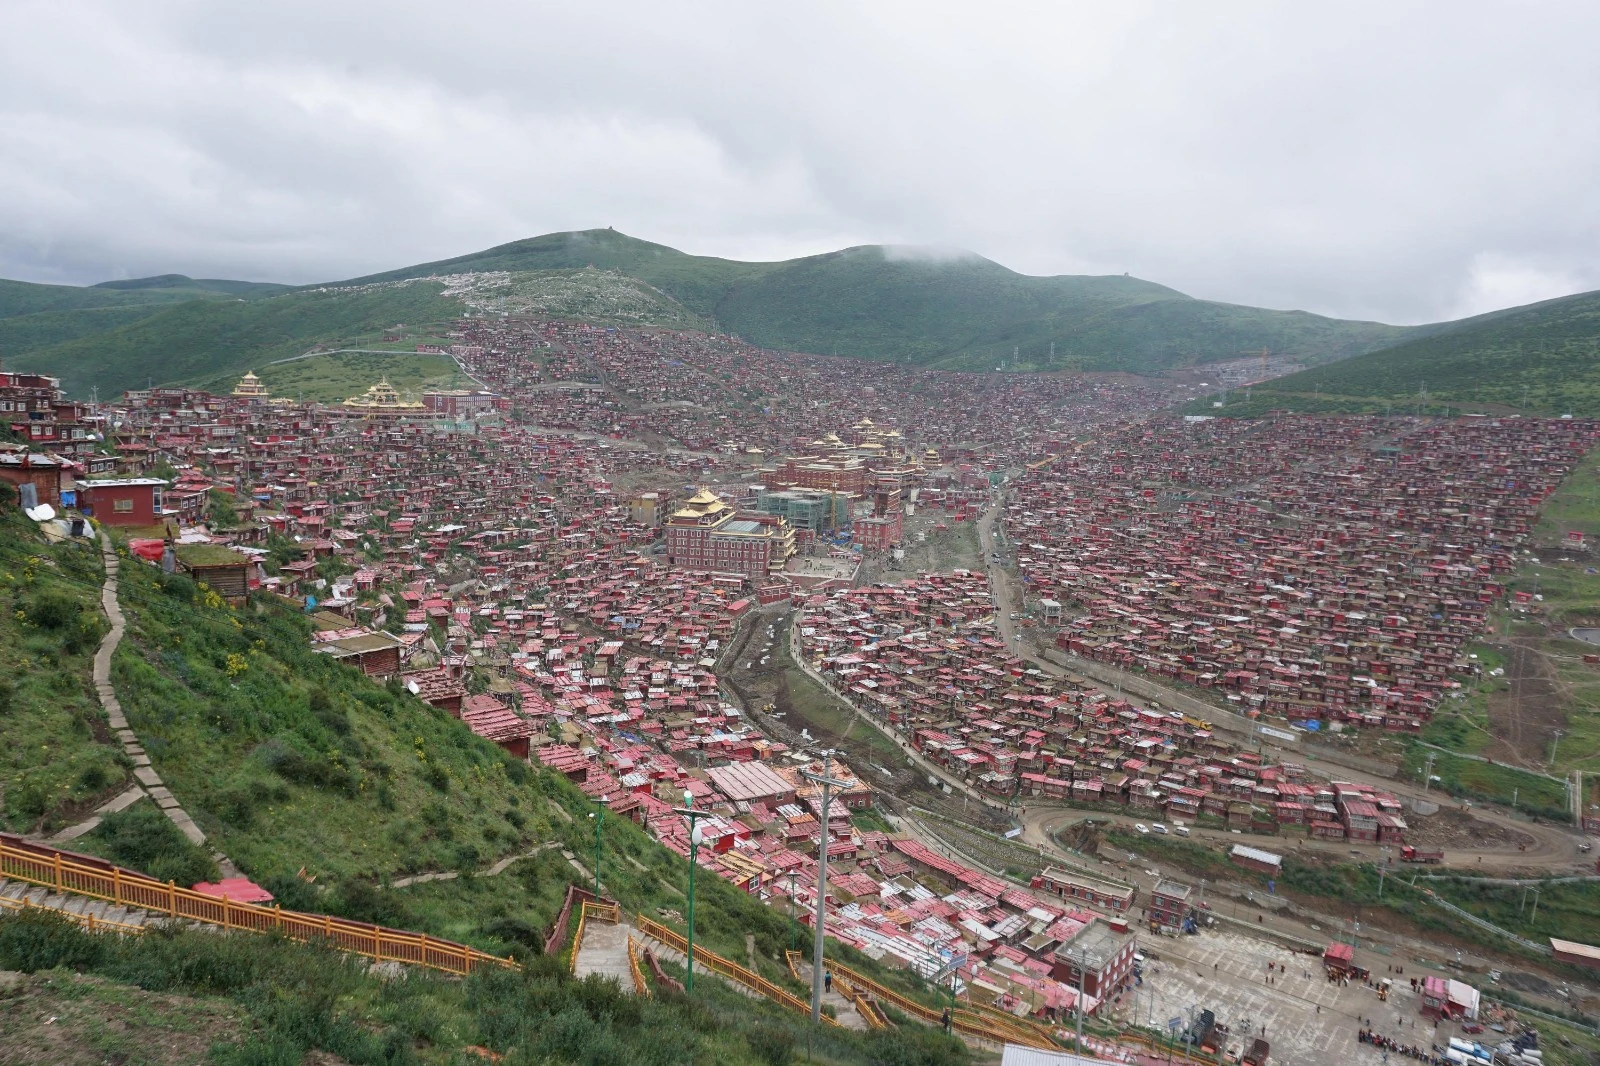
[0,877,165,932]
[573,917,633,984]
[792,958,870,1031]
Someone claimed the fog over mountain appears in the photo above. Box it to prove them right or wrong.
[2,2,1597,324]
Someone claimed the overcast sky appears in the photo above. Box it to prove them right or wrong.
[2,2,1597,324]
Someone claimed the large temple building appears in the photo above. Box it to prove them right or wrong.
[341,379,427,417]
[665,488,795,579]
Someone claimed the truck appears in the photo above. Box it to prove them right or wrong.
[1243,1037,1271,1065]
[1402,846,1445,864]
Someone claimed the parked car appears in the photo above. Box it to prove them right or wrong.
[1134,823,1149,834]
[1174,824,1191,837]
[1152,823,1168,835]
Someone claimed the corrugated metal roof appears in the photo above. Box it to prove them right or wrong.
[999,1047,1103,1066]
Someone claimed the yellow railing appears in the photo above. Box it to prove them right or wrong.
[637,916,841,1026]
[0,839,514,978]
[0,890,147,937]
[821,958,1058,1050]
[627,935,650,997]
[569,900,621,976]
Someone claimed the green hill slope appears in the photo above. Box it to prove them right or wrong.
[0,275,294,373]
[10,282,465,397]
[90,273,291,297]
[8,228,1425,391]
[0,497,970,1065]
[1205,288,1600,416]
[342,228,1417,372]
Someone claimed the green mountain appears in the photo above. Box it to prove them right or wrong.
[0,275,294,381]
[90,273,292,297]
[346,228,1417,372]
[1204,288,1600,416]
[36,228,1600,397]
[9,282,465,397]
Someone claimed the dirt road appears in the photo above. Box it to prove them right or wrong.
[979,495,1590,872]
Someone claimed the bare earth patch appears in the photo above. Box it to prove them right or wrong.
[1406,806,1536,850]
[0,969,246,1066]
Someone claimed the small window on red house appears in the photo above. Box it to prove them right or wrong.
[113,499,133,513]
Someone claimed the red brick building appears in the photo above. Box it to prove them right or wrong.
[0,370,95,456]
[75,478,167,527]
[665,488,794,579]
[0,451,66,508]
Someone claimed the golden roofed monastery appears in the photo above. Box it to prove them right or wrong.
[231,371,271,399]
[341,379,427,417]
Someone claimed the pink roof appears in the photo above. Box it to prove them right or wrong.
[192,877,274,903]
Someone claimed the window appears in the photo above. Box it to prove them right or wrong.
[113,499,134,513]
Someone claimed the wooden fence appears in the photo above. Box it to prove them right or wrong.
[636,916,840,1026]
[0,837,514,978]
[0,889,147,937]
[820,958,1059,1050]
[627,935,650,997]
[569,900,620,975]
[544,883,600,956]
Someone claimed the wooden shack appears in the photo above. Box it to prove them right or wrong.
[175,543,253,605]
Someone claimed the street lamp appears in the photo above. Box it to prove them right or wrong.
[672,790,710,994]
[587,795,609,900]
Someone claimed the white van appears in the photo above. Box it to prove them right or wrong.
[1174,824,1191,837]
[1151,823,1168,835]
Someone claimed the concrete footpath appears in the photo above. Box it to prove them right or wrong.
[54,533,237,877]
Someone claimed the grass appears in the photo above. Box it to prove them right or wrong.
[769,615,909,770]
[246,350,472,403]
[0,905,971,1066]
[1399,744,1569,819]
[0,509,965,1028]
[0,496,130,834]
[346,228,1417,373]
[11,281,465,398]
[0,966,247,1066]
[1208,288,1600,416]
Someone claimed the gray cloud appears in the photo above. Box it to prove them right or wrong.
[2,1,1597,324]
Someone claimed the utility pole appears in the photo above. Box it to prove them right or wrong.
[800,750,851,1024]
[787,869,799,958]
[1422,752,1436,793]
[1377,863,1386,899]
[671,792,710,994]
[1551,730,1565,770]
[588,796,608,899]
[1062,947,1088,1053]
[1531,888,1540,923]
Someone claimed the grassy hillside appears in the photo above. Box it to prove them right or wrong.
[0,909,968,1066]
[0,501,971,1064]
[0,278,221,320]
[90,273,291,297]
[222,350,472,403]
[343,228,1418,372]
[0,495,128,835]
[10,228,1432,390]
[10,282,466,397]
[1203,289,1600,416]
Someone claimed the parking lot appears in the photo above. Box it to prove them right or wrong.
[1128,929,1455,1065]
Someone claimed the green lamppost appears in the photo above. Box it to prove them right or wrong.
[588,796,608,899]
[672,790,708,994]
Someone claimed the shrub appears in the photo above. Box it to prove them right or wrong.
[0,908,106,971]
[748,1024,796,1066]
[92,801,218,886]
